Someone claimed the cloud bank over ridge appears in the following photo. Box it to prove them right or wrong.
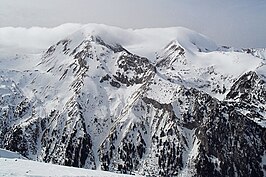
[0,0,266,48]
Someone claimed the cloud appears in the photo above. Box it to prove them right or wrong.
[0,24,83,54]
[0,0,265,48]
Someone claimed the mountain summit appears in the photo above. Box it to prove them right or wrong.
[0,24,265,177]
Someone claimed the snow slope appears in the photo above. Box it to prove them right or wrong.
[0,158,140,177]
[0,148,26,159]
[0,148,140,177]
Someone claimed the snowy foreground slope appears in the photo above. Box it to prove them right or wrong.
[0,24,266,177]
[0,148,26,159]
[0,148,139,177]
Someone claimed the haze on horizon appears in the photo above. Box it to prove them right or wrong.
[0,0,266,48]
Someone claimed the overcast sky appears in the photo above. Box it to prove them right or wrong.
[0,0,266,48]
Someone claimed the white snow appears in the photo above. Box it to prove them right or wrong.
[0,148,140,177]
[0,158,140,177]
[178,128,199,177]
[0,148,26,159]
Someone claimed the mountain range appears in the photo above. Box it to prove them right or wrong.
[0,24,265,177]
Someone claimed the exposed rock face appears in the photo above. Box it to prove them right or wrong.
[0,27,265,177]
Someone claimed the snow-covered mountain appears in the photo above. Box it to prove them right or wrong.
[0,24,265,177]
